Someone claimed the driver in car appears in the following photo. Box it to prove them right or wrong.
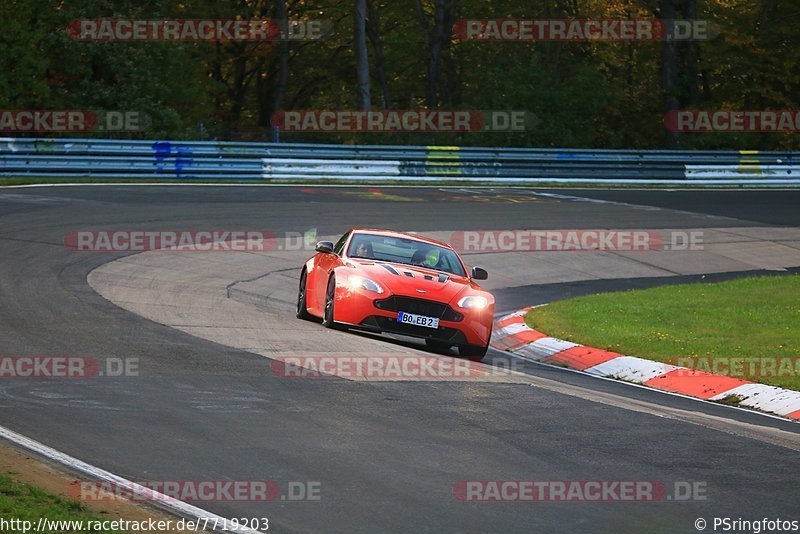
[410,248,437,268]
[354,241,373,258]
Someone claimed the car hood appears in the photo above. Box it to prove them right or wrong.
[346,259,474,303]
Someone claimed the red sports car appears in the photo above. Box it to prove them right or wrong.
[296,229,495,360]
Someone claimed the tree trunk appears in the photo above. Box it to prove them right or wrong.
[355,0,371,110]
[366,0,390,109]
[273,0,290,113]
[426,0,446,108]
[660,0,680,147]
[416,0,458,109]
[684,0,699,107]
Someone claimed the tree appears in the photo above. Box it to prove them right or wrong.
[415,0,459,109]
[355,0,371,109]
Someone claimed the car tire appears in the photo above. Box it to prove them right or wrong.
[458,343,488,361]
[322,275,346,330]
[296,268,314,320]
[425,339,452,353]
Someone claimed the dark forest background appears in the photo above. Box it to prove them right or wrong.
[1,0,798,149]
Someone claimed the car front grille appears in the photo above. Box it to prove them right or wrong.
[361,316,468,344]
[373,296,463,322]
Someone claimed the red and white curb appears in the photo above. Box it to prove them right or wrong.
[491,308,800,422]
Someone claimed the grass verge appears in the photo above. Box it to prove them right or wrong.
[0,474,126,533]
[525,274,800,390]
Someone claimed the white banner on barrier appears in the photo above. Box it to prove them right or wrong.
[685,165,800,179]
[261,158,401,178]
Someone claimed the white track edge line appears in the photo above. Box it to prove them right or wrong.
[0,425,265,534]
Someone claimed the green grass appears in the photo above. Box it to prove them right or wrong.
[0,474,127,533]
[525,274,800,390]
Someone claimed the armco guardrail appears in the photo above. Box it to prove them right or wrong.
[1,137,798,184]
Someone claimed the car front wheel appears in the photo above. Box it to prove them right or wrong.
[322,275,346,330]
[296,269,314,320]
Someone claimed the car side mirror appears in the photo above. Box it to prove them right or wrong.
[315,241,335,254]
[471,266,488,280]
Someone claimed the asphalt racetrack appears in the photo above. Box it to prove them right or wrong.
[1,186,799,533]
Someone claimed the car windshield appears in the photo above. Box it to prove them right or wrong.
[347,233,466,277]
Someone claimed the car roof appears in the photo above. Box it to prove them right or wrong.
[349,228,454,250]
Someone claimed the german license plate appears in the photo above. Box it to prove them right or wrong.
[398,311,439,329]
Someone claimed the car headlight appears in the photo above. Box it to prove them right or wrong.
[458,295,488,309]
[348,275,384,294]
